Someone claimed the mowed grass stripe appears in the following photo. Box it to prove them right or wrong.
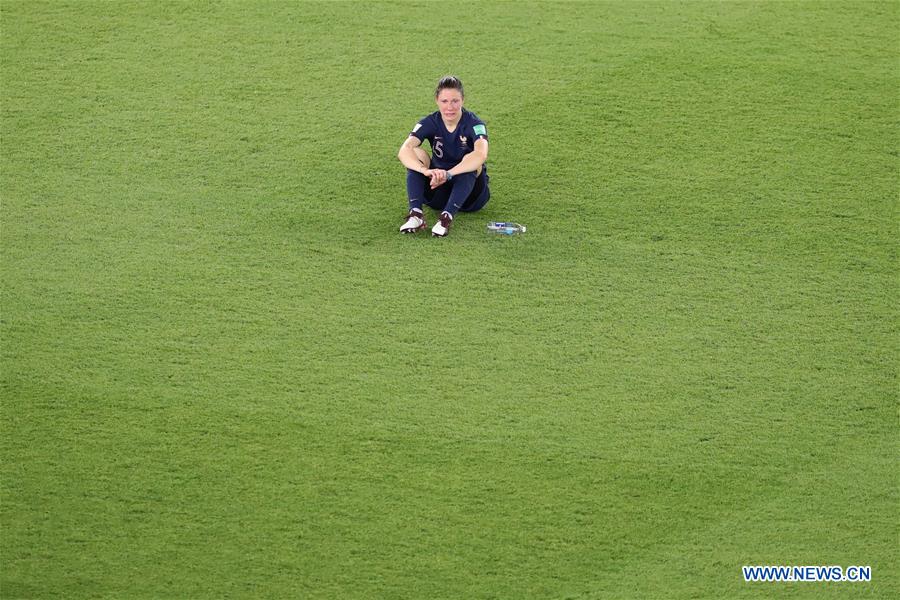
[2,1,897,598]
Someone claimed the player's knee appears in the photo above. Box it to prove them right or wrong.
[413,147,431,169]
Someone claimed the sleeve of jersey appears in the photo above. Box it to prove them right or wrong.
[471,118,488,141]
[409,118,434,143]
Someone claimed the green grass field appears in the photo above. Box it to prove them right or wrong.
[2,1,897,598]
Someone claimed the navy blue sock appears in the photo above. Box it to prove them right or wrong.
[406,170,427,212]
[443,172,477,216]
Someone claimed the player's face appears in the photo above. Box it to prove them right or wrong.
[436,89,464,122]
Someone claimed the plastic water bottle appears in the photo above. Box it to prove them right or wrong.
[487,221,527,235]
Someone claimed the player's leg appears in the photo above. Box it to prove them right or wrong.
[400,148,432,233]
[423,183,450,211]
[414,147,431,168]
[406,148,431,210]
[430,171,477,237]
[459,169,490,213]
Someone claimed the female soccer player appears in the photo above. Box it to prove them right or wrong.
[398,75,490,237]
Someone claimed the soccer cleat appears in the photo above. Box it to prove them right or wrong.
[431,211,453,237]
[399,210,426,233]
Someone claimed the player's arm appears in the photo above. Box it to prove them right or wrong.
[448,138,488,177]
[398,136,429,174]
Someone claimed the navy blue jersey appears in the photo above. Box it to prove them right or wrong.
[409,109,488,171]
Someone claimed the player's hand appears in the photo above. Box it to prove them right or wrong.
[429,169,449,189]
